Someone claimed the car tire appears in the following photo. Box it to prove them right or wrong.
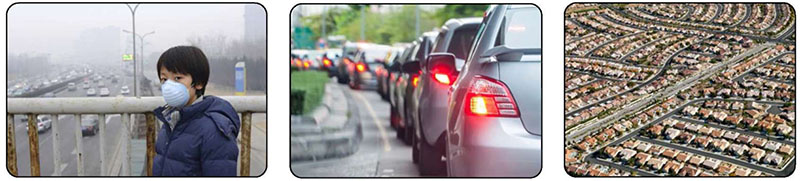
[412,134,419,164]
[94,127,98,135]
[418,136,446,176]
[403,124,413,145]
[395,125,406,141]
[389,107,398,130]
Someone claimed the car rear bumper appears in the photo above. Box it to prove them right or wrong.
[449,117,542,177]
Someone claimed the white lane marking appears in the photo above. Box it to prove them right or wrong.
[352,91,391,152]
[51,163,68,176]
[105,114,120,124]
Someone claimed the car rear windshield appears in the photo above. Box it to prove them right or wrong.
[81,119,96,126]
[449,27,478,60]
[362,48,390,63]
[502,7,541,50]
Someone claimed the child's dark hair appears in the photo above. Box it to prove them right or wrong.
[157,46,210,97]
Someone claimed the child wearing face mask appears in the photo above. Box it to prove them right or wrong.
[152,46,240,176]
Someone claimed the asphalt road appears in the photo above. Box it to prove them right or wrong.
[291,86,420,177]
[12,114,123,176]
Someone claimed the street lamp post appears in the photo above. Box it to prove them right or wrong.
[123,30,155,91]
[126,3,140,98]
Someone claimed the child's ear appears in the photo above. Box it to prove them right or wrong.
[194,83,204,90]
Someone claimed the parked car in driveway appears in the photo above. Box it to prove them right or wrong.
[441,5,542,177]
[81,114,100,136]
[348,44,393,90]
[407,17,481,176]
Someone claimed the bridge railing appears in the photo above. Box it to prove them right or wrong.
[6,96,266,176]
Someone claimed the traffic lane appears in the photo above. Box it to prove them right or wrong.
[55,74,134,97]
[61,114,123,176]
[13,114,123,176]
[14,114,78,176]
[290,86,419,177]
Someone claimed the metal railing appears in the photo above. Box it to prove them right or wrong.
[6,96,266,176]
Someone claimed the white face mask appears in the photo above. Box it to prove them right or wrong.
[161,79,190,108]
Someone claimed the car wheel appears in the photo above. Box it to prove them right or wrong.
[337,73,348,84]
[389,108,398,129]
[403,124,413,145]
[94,127,98,135]
[412,133,419,164]
[395,125,406,141]
[418,136,446,176]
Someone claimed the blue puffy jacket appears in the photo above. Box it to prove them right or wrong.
[152,95,241,176]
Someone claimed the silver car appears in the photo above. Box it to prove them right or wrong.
[440,5,542,177]
[25,115,52,133]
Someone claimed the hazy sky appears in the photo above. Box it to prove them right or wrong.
[8,3,265,60]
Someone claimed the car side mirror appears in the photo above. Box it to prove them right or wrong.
[426,53,458,85]
[401,60,421,74]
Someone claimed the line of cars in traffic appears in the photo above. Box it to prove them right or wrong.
[294,5,543,177]
[19,114,100,137]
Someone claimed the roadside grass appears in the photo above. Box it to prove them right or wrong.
[291,70,330,115]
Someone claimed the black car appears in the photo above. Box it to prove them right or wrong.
[336,42,366,84]
[348,45,393,90]
[81,114,100,136]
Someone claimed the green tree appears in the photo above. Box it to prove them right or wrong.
[433,4,489,26]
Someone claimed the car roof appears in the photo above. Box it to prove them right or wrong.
[442,17,483,30]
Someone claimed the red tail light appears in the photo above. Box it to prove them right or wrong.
[303,61,310,68]
[434,73,451,85]
[412,75,420,87]
[465,76,518,117]
[356,63,366,72]
[323,58,332,67]
[430,65,456,85]
[294,59,302,67]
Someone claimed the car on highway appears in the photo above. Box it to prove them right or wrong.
[335,42,373,84]
[24,115,52,133]
[392,31,437,145]
[320,50,342,77]
[376,47,406,101]
[81,114,100,136]
[388,45,415,130]
[348,44,393,90]
[407,17,481,176]
[441,5,542,177]
[120,86,130,95]
[68,82,77,91]
[86,88,96,96]
[98,81,106,88]
[42,92,55,98]
[99,87,110,97]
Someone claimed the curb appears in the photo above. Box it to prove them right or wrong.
[290,83,363,161]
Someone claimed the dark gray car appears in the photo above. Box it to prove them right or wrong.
[408,17,482,176]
